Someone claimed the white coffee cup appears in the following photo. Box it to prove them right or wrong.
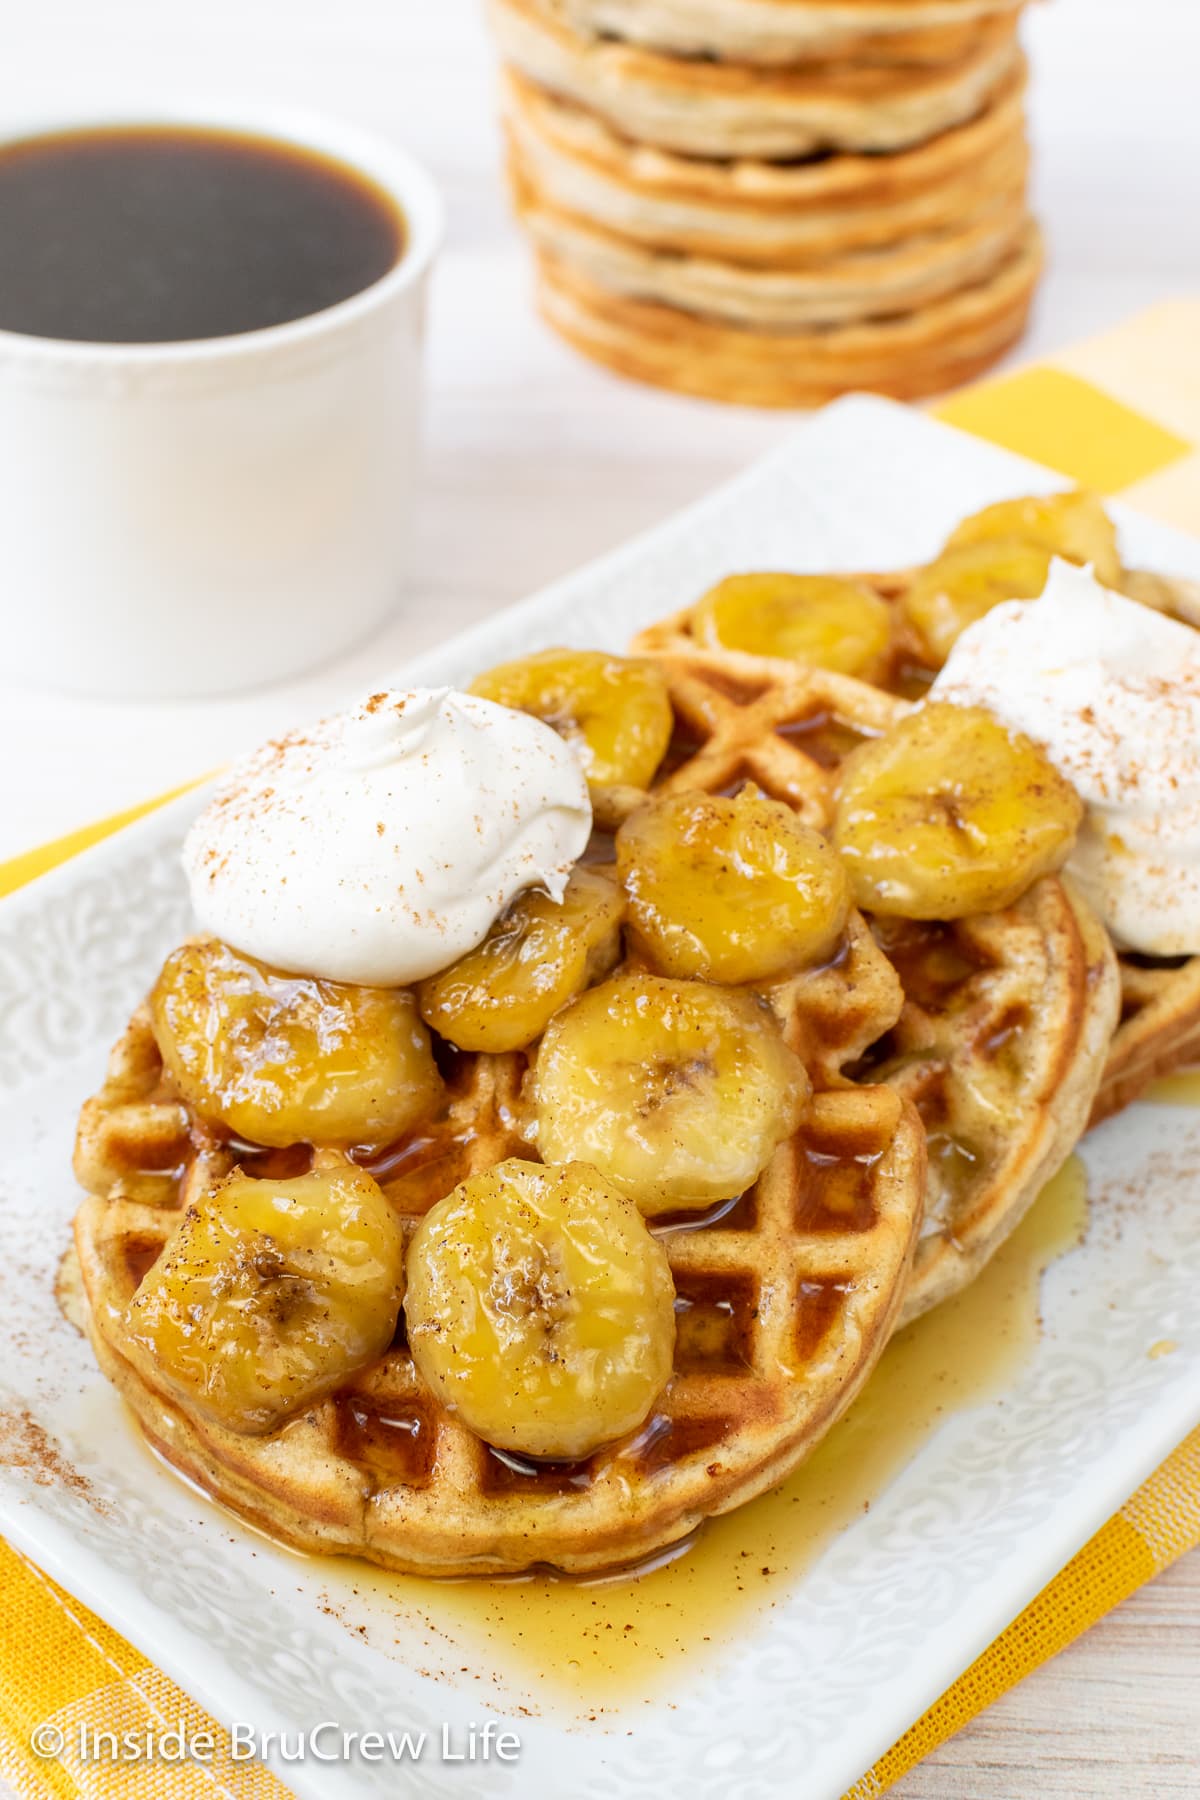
[0,102,442,699]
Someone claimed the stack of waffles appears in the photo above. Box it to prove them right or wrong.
[490,0,1041,405]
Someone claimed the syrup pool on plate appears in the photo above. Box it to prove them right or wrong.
[309,1156,1089,1699]
[1143,1068,1200,1107]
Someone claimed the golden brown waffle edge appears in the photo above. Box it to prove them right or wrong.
[631,572,1200,1143]
[534,227,1041,408]
[619,632,1120,1321]
[489,0,1025,160]
[73,811,928,1575]
[548,0,1026,69]
[501,61,1031,271]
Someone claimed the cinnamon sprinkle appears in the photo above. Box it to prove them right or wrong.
[0,1408,107,1511]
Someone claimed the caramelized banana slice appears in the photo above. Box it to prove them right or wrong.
[126,1167,405,1434]
[471,648,672,790]
[617,785,849,985]
[535,973,809,1211]
[418,866,624,1052]
[902,539,1052,665]
[946,490,1121,587]
[406,1158,675,1459]
[834,703,1083,919]
[151,938,443,1150]
[691,571,892,678]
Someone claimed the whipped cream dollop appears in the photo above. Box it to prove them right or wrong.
[184,687,592,985]
[930,559,1200,955]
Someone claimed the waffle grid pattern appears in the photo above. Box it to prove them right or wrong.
[635,566,1200,1138]
[627,631,1120,1317]
[73,662,937,1575]
[75,985,923,1573]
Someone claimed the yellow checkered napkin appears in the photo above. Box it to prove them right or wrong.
[1,300,1198,1799]
[847,1427,1200,1797]
[0,1541,288,1800]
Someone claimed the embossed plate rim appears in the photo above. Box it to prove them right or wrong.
[3,394,1200,1800]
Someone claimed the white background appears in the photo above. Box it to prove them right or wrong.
[1,1,1199,1793]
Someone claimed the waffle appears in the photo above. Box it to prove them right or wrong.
[535,225,1041,407]
[1054,564,1200,1123]
[489,0,1023,159]
[515,161,1031,331]
[502,64,1029,269]
[1090,959,1200,1127]
[624,632,1120,1322]
[74,808,926,1575]
[634,565,1200,706]
[632,579,922,694]
[638,564,1200,1142]
[551,0,1024,67]
[1090,566,1200,1097]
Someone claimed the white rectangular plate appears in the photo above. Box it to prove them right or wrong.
[3,396,1200,1800]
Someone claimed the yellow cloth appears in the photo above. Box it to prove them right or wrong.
[846,1427,1200,1798]
[0,783,209,904]
[0,1543,288,1800]
[1,299,1198,1798]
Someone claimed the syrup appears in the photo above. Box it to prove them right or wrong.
[73,1161,1088,1704]
[317,1156,1089,1697]
[774,710,877,769]
[1144,1068,1200,1107]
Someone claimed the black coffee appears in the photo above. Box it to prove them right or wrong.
[0,123,406,344]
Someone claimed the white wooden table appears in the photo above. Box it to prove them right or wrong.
[2,0,1198,1790]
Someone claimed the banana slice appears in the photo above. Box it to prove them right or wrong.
[534,973,810,1211]
[151,938,443,1151]
[834,702,1083,919]
[618,785,850,985]
[417,866,623,1052]
[470,647,673,790]
[125,1166,405,1434]
[946,490,1121,588]
[406,1158,675,1459]
[902,539,1053,665]
[691,571,892,678]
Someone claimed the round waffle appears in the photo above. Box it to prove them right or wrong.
[636,565,1200,1133]
[489,0,1023,159]
[548,0,1024,68]
[502,64,1029,269]
[625,633,1121,1322]
[74,811,925,1575]
[534,225,1041,407]
[1090,957,1200,1127]
[1081,569,1200,1122]
[868,883,1116,1320]
[514,163,1031,330]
